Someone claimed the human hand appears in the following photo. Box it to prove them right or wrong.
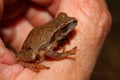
[0,0,112,80]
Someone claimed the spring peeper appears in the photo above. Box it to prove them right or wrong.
[16,12,78,72]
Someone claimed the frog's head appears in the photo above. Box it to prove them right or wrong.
[52,12,78,41]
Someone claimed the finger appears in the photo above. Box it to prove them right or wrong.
[0,39,16,64]
[0,17,33,52]
[0,35,35,80]
[25,4,53,27]
[47,0,61,15]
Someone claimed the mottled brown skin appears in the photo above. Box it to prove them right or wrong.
[16,12,78,72]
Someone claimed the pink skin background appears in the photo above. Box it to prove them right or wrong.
[0,0,112,80]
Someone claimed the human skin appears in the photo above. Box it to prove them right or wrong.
[0,0,112,80]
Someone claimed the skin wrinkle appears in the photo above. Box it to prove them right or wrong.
[15,68,37,80]
[0,64,23,80]
[3,67,14,80]
[0,47,16,64]
[77,0,110,33]
[15,68,26,80]
[78,1,101,27]
[76,0,111,48]
[0,65,11,80]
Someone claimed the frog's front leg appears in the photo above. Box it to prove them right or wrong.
[45,47,77,59]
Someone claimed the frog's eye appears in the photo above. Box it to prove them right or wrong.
[57,12,67,19]
[62,20,77,33]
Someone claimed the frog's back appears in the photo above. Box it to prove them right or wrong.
[22,21,58,50]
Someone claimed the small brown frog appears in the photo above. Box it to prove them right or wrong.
[16,12,78,72]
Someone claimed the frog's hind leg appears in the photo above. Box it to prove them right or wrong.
[18,61,49,72]
[45,47,77,59]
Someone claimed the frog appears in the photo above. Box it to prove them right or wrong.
[16,12,78,72]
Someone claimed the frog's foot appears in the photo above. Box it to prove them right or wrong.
[45,46,77,59]
[18,61,49,72]
[62,46,77,55]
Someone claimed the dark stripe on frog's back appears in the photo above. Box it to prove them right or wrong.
[22,19,61,50]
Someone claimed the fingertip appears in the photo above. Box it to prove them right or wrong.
[25,5,53,27]
[0,46,16,64]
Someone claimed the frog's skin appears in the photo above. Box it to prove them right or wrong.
[17,12,78,72]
